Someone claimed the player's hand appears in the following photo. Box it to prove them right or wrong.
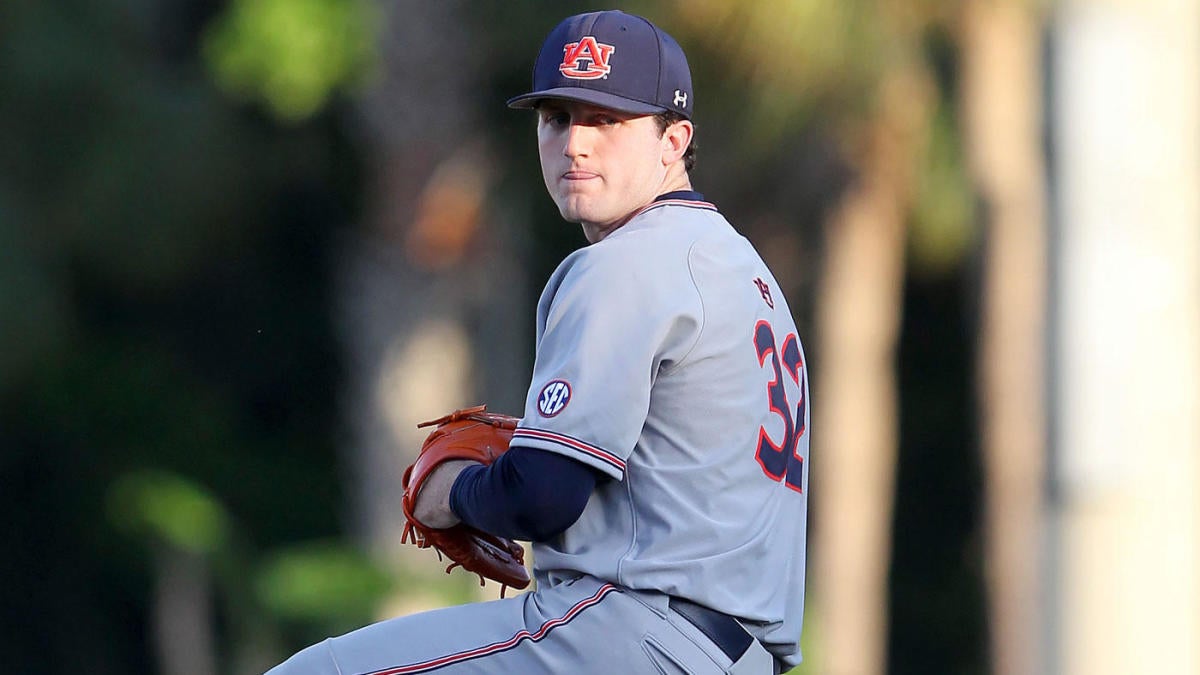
[400,405,530,592]
[411,459,476,529]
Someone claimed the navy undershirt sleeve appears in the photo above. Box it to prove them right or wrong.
[448,445,599,542]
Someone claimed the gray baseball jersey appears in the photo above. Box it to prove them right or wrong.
[514,197,810,667]
[265,198,808,675]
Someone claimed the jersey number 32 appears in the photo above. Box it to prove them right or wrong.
[754,320,807,493]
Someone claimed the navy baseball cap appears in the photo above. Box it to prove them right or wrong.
[507,10,694,119]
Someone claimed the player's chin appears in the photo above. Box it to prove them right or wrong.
[553,196,596,224]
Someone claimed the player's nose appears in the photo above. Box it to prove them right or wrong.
[562,123,592,158]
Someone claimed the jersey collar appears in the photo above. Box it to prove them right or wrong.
[655,190,706,203]
[625,190,718,221]
[602,191,718,240]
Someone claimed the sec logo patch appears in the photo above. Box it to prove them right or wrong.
[537,380,572,417]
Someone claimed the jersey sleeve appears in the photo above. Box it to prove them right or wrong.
[514,238,702,480]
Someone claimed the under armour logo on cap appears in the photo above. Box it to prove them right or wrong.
[674,90,688,108]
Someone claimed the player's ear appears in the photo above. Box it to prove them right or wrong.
[660,119,693,166]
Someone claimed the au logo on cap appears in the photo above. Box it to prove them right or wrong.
[559,36,615,80]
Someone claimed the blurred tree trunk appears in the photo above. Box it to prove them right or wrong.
[1051,1,1200,673]
[813,63,932,675]
[341,0,527,607]
[957,2,1048,674]
[152,548,216,675]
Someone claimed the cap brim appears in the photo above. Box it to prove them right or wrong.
[506,87,666,115]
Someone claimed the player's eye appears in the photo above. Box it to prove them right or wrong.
[595,115,619,126]
[542,111,570,126]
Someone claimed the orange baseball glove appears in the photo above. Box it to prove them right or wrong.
[401,405,531,594]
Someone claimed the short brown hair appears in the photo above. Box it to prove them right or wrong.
[654,111,697,172]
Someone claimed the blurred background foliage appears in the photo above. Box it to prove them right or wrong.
[1,0,984,673]
[202,0,378,121]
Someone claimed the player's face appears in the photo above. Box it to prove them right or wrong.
[536,101,676,242]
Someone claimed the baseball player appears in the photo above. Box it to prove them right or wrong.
[269,10,809,675]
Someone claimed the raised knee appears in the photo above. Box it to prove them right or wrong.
[265,639,339,675]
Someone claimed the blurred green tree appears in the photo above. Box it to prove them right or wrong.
[641,2,983,673]
[958,2,1049,675]
[202,0,378,122]
[0,0,371,671]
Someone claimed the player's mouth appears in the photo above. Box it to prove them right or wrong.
[562,170,600,181]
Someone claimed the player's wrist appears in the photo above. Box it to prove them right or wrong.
[412,459,477,529]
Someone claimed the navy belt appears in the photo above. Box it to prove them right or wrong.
[668,597,754,662]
